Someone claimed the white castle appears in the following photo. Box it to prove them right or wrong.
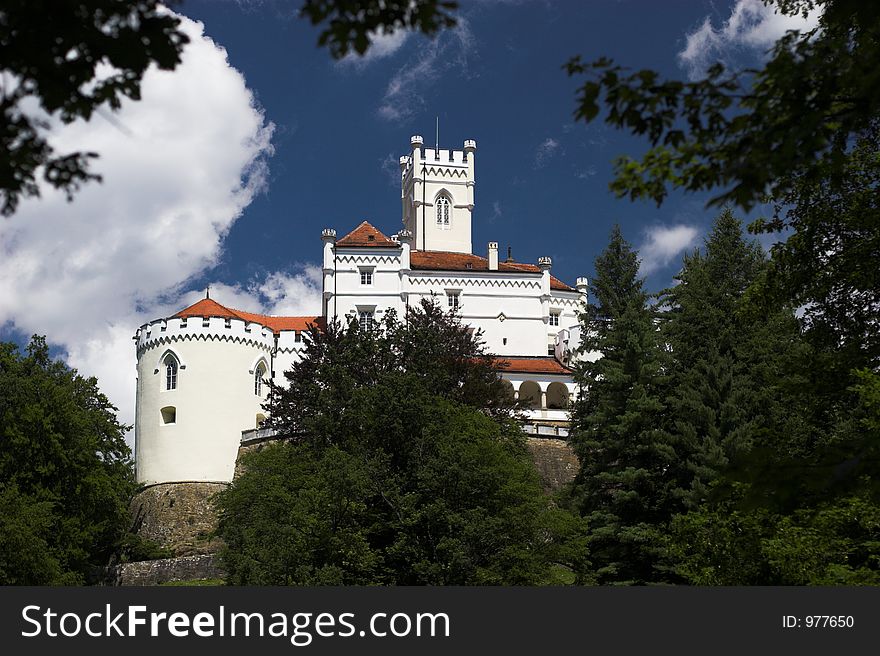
[134,134,587,486]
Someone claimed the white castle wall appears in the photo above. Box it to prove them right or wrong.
[135,317,281,485]
[325,238,583,357]
[329,248,407,325]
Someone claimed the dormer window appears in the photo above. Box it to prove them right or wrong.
[436,195,450,227]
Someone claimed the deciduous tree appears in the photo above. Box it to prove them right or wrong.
[0,337,135,584]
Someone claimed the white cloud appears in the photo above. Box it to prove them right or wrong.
[0,14,321,443]
[489,200,502,222]
[678,0,822,79]
[379,151,402,186]
[638,224,700,275]
[377,18,475,121]
[256,267,323,316]
[338,28,412,70]
[534,137,560,169]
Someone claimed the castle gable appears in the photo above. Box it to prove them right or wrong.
[336,221,397,248]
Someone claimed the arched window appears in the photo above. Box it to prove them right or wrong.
[254,362,267,396]
[436,195,450,227]
[164,354,178,391]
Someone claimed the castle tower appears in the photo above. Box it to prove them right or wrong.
[134,298,277,485]
[400,135,476,254]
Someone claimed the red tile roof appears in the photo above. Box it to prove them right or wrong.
[173,298,322,335]
[336,221,397,247]
[410,251,574,291]
[494,357,573,375]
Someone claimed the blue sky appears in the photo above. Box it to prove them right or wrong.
[186,0,723,292]
[0,0,818,431]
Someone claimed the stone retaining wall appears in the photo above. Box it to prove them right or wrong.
[129,482,226,556]
[110,554,223,586]
[525,437,579,492]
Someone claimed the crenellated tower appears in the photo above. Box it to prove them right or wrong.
[400,135,476,254]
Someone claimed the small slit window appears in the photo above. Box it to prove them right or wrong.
[160,406,176,425]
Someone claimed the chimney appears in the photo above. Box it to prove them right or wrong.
[488,242,499,271]
[321,228,337,271]
[506,246,513,263]
[398,230,413,270]
[538,256,552,296]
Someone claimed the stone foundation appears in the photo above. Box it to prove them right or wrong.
[110,554,223,586]
[130,482,227,556]
[126,434,579,582]
[525,437,579,492]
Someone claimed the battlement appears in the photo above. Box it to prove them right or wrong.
[421,148,469,166]
[135,316,276,356]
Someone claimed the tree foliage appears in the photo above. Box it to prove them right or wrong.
[216,301,589,585]
[569,226,675,584]
[299,0,458,58]
[658,213,880,585]
[0,336,136,584]
[658,209,800,506]
[566,0,880,210]
[751,126,880,372]
[0,0,189,216]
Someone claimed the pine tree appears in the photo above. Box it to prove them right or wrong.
[659,209,774,506]
[569,226,675,584]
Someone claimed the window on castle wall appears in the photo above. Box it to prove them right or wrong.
[360,268,373,285]
[548,344,556,356]
[447,291,460,310]
[549,311,560,327]
[436,195,450,227]
[164,355,178,390]
[359,311,374,332]
[160,406,176,425]
[255,362,267,396]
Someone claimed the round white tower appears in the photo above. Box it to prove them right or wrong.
[134,297,278,485]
